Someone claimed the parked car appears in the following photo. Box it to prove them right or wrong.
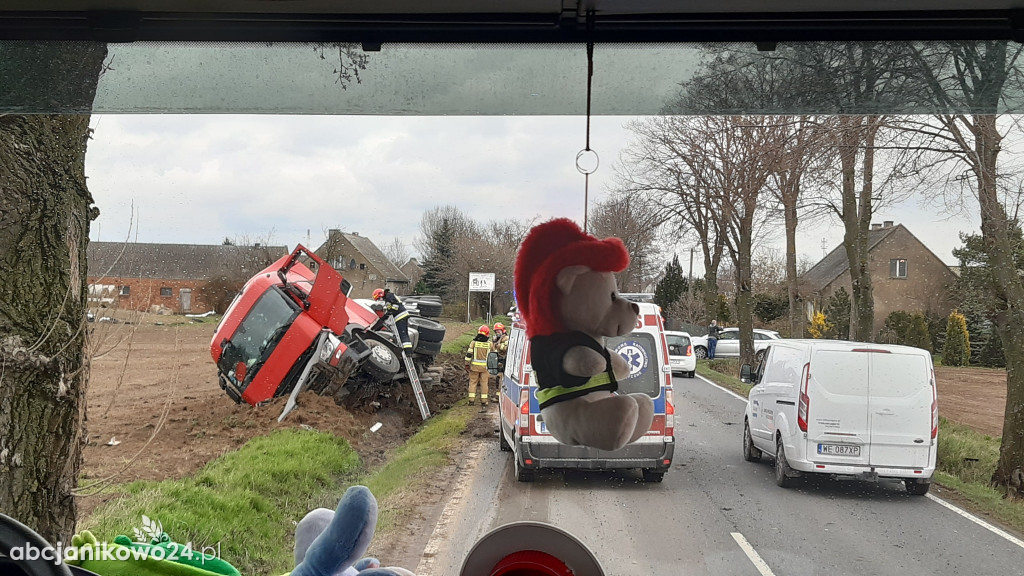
[663,330,696,378]
[740,339,938,495]
[496,301,675,483]
[691,327,781,360]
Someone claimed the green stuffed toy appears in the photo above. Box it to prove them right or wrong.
[67,530,239,576]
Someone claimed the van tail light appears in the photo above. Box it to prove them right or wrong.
[665,388,675,437]
[685,345,693,357]
[798,362,810,432]
[930,369,938,439]
[518,388,531,436]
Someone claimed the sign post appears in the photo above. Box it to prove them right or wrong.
[468,272,496,323]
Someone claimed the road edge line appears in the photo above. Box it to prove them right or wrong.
[695,373,747,402]
[416,439,486,576]
[926,492,1024,549]
[730,532,776,576]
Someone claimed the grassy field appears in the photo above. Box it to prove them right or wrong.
[695,359,1024,536]
[83,404,477,575]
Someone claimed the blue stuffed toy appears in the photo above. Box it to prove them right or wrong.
[291,485,415,576]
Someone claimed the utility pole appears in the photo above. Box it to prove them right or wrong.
[688,247,694,281]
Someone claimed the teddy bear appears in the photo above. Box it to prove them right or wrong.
[65,485,412,576]
[513,218,654,451]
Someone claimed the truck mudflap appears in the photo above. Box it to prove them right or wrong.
[518,437,674,471]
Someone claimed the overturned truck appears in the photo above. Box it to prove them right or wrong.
[210,245,445,420]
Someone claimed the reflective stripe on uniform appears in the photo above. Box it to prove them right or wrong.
[535,372,613,406]
[468,340,490,366]
[394,311,410,321]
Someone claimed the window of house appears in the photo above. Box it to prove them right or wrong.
[890,258,908,278]
[120,285,130,296]
[359,263,366,270]
[160,287,172,297]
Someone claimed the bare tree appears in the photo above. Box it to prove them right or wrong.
[382,237,411,268]
[589,194,667,292]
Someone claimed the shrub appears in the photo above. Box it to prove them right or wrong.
[824,288,851,340]
[752,292,788,324]
[943,310,971,366]
[905,313,933,353]
[808,311,833,339]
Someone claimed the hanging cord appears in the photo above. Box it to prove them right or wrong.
[576,11,598,234]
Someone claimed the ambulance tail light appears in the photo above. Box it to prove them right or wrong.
[518,388,531,436]
[665,388,675,438]
[930,369,939,439]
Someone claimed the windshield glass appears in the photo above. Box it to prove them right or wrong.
[4,36,1024,576]
[217,287,299,388]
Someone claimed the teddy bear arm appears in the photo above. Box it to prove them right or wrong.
[561,345,607,377]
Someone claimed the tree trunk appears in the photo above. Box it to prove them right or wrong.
[783,181,801,338]
[736,215,756,365]
[0,43,106,545]
[839,117,877,342]
[973,114,1024,497]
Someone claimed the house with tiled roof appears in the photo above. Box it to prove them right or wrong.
[87,242,287,314]
[315,230,410,298]
[801,221,958,332]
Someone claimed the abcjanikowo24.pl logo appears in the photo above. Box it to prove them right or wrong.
[8,515,222,566]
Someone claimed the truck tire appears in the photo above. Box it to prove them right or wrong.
[414,338,443,356]
[408,316,445,342]
[364,341,401,381]
[414,295,442,302]
[411,300,442,318]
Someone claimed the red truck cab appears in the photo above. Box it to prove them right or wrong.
[211,245,368,405]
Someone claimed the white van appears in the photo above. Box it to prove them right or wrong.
[740,340,937,495]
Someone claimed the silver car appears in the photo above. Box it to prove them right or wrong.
[691,328,781,360]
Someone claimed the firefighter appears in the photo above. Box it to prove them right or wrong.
[465,324,493,407]
[372,288,412,350]
[492,322,509,375]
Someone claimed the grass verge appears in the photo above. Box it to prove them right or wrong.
[441,326,478,355]
[695,360,751,398]
[696,363,1024,536]
[82,404,477,574]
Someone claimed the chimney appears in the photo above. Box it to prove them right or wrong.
[871,223,882,230]
[329,228,341,236]
[883,220,894,228]
[254,243,260,248]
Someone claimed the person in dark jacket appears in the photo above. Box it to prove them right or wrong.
[373,288,412,350]
[707,319,720,359]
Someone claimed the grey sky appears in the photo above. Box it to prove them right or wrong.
[85,115,981,275]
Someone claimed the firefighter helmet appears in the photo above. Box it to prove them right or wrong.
[493,322,505,333]
[478,325,491,336]
[372,288,385,300]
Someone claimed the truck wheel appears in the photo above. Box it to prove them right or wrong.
[694,346,708,359]
[413,300,443,317]
[905,479,931,496]
[414,338,443,356]
[408,316,445,342]
[775,438,798,488]
[642,469,665,483]
[743,421,762,462]
[364,341,401,381]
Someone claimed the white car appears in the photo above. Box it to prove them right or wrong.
[741,339,937,495]
[691,327,781,360]
[663,331,696,378]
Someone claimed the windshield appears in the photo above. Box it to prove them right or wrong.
[4,36,1024,576]
[217,287,299,389]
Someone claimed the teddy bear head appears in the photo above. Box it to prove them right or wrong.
[515,218,638,338]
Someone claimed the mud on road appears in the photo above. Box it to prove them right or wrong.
[80,318,470,519]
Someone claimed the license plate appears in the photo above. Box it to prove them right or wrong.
[817,443,861,457]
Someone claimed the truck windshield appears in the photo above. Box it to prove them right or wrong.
[217,287,300,388]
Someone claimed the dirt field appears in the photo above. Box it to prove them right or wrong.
[79,315,471,520]
[935,365,1007,438]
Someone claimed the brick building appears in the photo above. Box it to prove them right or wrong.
[87,242,288,314]
[315,230,410,298]
[801,222,958,332]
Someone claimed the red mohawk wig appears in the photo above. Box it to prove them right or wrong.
[514,218,630,338]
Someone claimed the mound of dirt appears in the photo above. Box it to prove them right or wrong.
[79,322,471,520]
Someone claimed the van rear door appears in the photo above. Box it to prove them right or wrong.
[807,349,871,466]
[867,351,933,469]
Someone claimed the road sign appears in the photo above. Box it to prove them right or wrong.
[469,272,495,292]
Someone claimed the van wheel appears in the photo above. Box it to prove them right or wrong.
[775,438,798,488]
[642,469,665,483]
[694,346,708,360]
[514,453,535,483]
[743,422,761,462]
[905,479,931,496]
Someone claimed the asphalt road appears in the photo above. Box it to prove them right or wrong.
[419,375,1024,575]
